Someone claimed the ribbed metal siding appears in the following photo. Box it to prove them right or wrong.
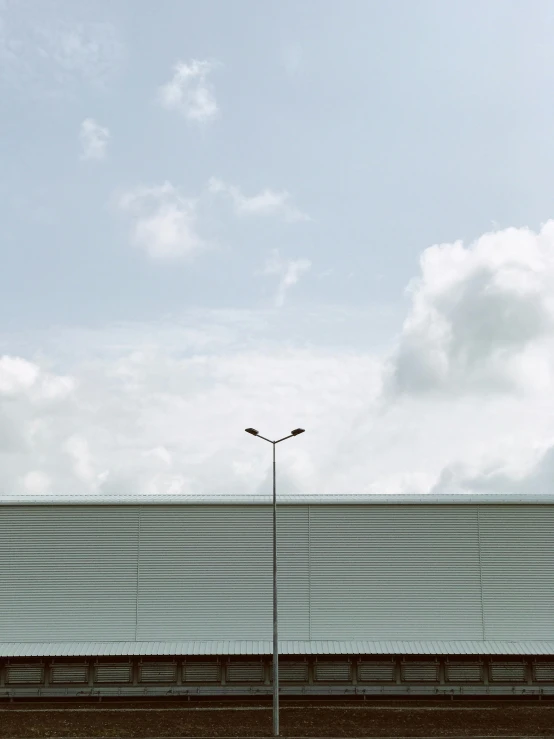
[94,664,132,683]
[479,506,554,640]
[2,639,554,657]
[268,661,309,682]
[445,662,483,682]
[136,505,308,641]
[2,501,554,649]
[357,661,396,682]
[0,506,139,641]
[314,661,352,681]
[533,663,554,682]
[6,665,44,684]
[183,662,221,682]
[309,506,483,640]
[275,506,310,639]
[50,664,89,684]
[401,661,439,682]
[139,662,177,683]
[489,661,527,682]
[278,662,309,682]
[226,662,264,682]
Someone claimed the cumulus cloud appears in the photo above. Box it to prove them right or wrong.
[262,250,311,307]
[0,356,39,395]
[387,222,554,397]
[117,182,205,260]
[208,177,310,223]
[0,355,74,401]
[3,295,554,499]
[6,219,554,499]
[0,324,384,497]
[79,118,110,160]
[158,59,218,122]
[0,354,79,492]
[432,441,554,496]
[372,219,554,495]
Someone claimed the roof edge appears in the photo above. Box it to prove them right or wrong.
[2,639,554,656]
[1,494,554,505]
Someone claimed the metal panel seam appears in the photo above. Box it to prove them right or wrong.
[6,505,12,626]
[308,505,311,641]
[477,506,486,640]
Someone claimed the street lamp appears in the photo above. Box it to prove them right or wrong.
[245,426,305,737]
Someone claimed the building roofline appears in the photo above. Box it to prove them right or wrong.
[1,639,554,656]
[0,493,553,506]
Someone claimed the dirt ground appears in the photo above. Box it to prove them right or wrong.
[1,700,554,738]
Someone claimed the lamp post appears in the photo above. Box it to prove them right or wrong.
[245,427,305,737]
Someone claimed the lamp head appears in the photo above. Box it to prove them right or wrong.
[245,428,259,436]
[291,428,305,436]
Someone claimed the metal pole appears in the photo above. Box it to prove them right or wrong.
[245,428,304,735]
[272,440,279,737]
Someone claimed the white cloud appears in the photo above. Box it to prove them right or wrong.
[0,3,124,95]
[115,176,309,262]
[1,299,554,499]
[208,177,310,223]
[79,118,110,160]
[117,182,205,261]
[39,374,75,400]
[0,355,74,401]
[431,440,554,495]
[0,356,39,395]
[22,471,51,495]
[387,222,554,397]
[158,59,218,122]
[0,319,385,497]
[64,434,96,485]
[5,221,554,498]
[145,446,173,467]
[38,22,123,88]
[262,250,312,307]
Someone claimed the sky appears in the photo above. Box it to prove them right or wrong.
[2,0,554,497]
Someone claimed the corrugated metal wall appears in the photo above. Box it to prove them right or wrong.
[309,505,483,640]
[479,506,554,640]
[0,506,139,641]
[1,503,552,643]
[136,505,309,640]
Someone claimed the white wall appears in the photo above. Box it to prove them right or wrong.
[0,502,551,643]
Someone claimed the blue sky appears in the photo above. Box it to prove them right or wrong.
[3,0,554,497]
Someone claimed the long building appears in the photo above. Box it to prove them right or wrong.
[1,494,554,698]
